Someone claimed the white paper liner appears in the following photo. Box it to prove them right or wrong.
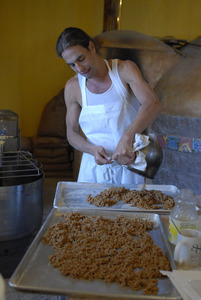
[161,270,201,300]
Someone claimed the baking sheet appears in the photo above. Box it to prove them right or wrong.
[53,182,179,214]
[9,208,181,299]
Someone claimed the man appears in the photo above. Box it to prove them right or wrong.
[56,27,161,184]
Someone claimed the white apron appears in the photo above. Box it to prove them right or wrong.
[77,59,144,185]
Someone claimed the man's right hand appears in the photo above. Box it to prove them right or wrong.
[93,146,112,165]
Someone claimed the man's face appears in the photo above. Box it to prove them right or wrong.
[62,42,97,79]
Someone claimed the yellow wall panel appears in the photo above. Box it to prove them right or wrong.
[120,0,201,40]
[0,0,104,136]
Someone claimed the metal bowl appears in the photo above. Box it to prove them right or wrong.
[0,151,44,241]
[125,138,163,179]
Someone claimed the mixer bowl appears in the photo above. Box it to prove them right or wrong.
[0,151,44,241]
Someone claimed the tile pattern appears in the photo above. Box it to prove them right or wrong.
[157,134,201,153]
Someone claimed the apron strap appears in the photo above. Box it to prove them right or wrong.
[104,59,127,101]
[105,59,140,113]
[78,74,87,107]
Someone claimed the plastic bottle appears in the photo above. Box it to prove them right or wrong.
[168,189,198,244]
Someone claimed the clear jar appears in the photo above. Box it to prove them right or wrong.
[168,189,198,244]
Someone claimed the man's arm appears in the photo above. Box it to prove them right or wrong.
[65,76,112,165]
[112,60,161,165]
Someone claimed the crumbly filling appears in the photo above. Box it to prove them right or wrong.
[87,187,175,210]
[43,212,170,295]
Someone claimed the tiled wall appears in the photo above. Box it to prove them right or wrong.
[157,135,201,153]
[152,113,201,195]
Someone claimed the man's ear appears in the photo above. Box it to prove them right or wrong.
[88,40,95,52]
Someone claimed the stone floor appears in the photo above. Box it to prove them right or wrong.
[2,176,74,300]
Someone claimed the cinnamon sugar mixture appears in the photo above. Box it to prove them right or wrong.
[87,187,175,209]
[43,212,171,295]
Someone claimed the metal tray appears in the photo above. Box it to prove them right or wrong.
[53,182,179,214]
[9,208,181,299]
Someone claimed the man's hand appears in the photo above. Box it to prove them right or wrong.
[93,146,112,165]
[112,139,136,165]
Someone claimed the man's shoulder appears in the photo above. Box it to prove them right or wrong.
[64,74,81,104]
[118,59,137,70]
[117,59,140,80]
[65,74,79,89]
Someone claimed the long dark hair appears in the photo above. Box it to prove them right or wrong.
[56,27,100,57]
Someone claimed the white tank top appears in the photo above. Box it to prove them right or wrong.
[79,59,140,111]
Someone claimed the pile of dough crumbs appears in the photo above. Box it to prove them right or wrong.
[42,212,171,295]
[87,186,175,209]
